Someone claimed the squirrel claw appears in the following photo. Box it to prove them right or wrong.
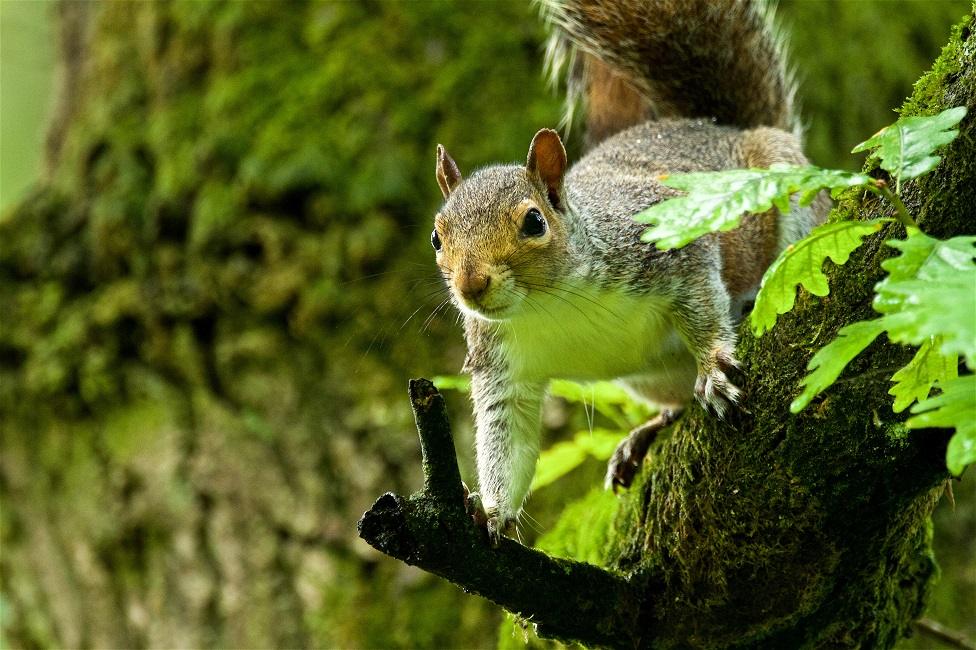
[462,483,489,530]
[605,441,642,492]
[486,516,504,547]
[485,511,516,547]
[604,408,679,492]
[694,371,742,420]
[461,483,513,546]
[695,349,745,420]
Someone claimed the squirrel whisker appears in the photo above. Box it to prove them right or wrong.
[516,275,628,326]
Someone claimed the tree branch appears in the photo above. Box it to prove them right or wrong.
[358,379,643,648]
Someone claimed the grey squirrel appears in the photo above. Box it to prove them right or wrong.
[431,0,828,544]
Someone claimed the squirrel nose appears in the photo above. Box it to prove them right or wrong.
[457,272,490,301]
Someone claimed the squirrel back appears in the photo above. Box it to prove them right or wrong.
[542,0,796,147]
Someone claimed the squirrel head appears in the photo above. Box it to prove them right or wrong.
[432,129,570,322]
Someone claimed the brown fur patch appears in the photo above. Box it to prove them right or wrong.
[720,128,821,297]
[584,55,654,149]
[720,208,779,298]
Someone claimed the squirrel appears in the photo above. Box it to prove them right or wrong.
[431,0,828,544]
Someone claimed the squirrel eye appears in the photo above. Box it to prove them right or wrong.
[521,208,547,237]
[431,229,442,251]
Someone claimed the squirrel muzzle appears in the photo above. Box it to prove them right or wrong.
[456,270,491,303]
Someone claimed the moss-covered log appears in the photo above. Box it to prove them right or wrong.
[362,8,976,649]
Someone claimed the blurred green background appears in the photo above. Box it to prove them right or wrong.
[1,0,56,210]
[0,1,972,648]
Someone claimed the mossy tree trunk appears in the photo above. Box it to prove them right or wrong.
[0,2,561,648]
[360,9,976,650]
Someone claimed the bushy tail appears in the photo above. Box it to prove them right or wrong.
[541,0,796,146]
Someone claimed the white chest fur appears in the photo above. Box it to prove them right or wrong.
[498,283,696,392]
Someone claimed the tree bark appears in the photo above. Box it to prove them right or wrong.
[360,10,976,649]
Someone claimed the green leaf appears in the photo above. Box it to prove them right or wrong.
[549,379,653,429]
[548,379,631,405]
[888,338,959,412]
[635,164,872,249]
[946,425,976,477]
[874,233,976,366]
[907,375,976,475]
[531,440,587,491]
[852,106,967,187]
[431,374,470,392]
[751,219,889,336]
[531,428,624,490]
[791,319,887,413]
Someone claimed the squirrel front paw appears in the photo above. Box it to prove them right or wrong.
[694,347,744,420]
[462,483,515,547]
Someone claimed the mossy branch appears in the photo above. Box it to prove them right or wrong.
[357,379,643,648]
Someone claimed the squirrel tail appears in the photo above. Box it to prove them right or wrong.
[541,0,797,147]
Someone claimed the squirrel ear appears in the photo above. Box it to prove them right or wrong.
[436,144,462,199]
[526,128,567,210]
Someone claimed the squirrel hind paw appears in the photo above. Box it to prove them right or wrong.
[605,435,645,493]
[605,408,681,492]
[603,427,650,494]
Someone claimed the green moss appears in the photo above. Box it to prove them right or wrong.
[899,11,974,118]
[102,402,172,462]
